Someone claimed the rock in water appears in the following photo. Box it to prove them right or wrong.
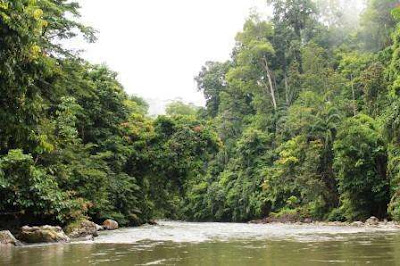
[19,225,69,243]
[66,219,102,239]
[0,230,21,246]
[148,220,158,226]
[103,219,119,230]
[365,216,379,226]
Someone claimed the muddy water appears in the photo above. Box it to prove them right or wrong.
[2,221,400,265]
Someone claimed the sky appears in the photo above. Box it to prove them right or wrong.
[74,0,269,114]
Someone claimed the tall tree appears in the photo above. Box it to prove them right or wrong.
[267,0,317,72]
[195,61,230,118]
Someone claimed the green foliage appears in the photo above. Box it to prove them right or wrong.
[385,25,400,220]
[0,149,86,223]
[333,115,389,220]
[387,143,400,220]
[326,207,346,222]
[182,128,273,222]
[127,95,149,116]
[183,0,399,223]
[195,61,230,118]
[165,101,200,116]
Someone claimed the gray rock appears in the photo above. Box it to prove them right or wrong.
[148,220,158,226]
[365,216,379,226]
[103,219,119,230]
[0,230,21,246]
[66,220,101,239]
[19,225,69,243]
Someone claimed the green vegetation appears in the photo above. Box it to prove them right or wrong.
[166,101,200,116]
[2,0,400,229]
[186,0,400,222]
[0,0,218,227]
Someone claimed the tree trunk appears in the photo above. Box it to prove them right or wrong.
[284,72,289,105]
[262,57,277,111]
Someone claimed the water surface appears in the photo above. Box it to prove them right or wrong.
[2,221,400,265]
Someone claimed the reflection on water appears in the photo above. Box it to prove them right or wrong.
[2,221,400,266]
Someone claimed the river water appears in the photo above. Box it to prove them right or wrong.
[2,221,400,265]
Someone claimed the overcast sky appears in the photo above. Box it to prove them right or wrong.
[74,0,269,114]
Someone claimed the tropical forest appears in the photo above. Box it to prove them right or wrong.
[3,0,400,265]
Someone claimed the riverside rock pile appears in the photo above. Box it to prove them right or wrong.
[0,218,120,246]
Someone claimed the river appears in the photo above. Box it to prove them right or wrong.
[2,221,400,265]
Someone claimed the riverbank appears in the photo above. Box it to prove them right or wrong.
[249,216,400,228]
[0,218,121,246]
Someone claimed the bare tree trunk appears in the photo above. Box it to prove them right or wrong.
[262,57,277,111]
[273,71,278,99]
[284,73,289,105]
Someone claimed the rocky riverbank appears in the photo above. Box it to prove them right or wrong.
[0,218,120,246]
[3,217,399,247]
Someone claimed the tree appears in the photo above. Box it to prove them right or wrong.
[233,17,278,111]
[0,0,94,154]
[165,101,200,116]
[333,115,389,220]
[267,0,317,72]
[126,95,149,116]
[0,149,86,224]
[195,61,230,118]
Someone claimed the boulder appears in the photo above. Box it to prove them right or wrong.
[103,219,118,230]
[18,225,69,243]
[148,220,158,226]
[365,216,379,226]
[0,230,21,246]
[66,219,102,239]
